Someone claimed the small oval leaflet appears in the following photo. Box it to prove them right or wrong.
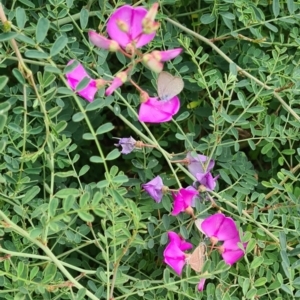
[157,71,184,101]
[187,242,206,273]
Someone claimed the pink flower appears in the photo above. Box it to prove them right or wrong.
[186,152,215,178]
[142,3,160,34]
[105,71,127,96]
[88,30,120,51]
[143,48,182,72]
[163,231,193,275]
[114,137,136,154]
[196,172,219,191]
[142,175,164,203]
[65,60,98,102]
[220,237,247,265]
[171,188,198,216]
[138,96,180,123]
[107,5,156,50]
[198,278,206,291]
[198,213,239,241]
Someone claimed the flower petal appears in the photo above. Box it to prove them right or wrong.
[198,278,206,291]
[65,60,98,102]
[187,152,215,177]
[142,175,164,202]
[138,96,180,123]
[200,213,225,238]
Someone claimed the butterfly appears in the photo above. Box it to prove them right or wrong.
[187,242,207,273]
[157,71,184,101]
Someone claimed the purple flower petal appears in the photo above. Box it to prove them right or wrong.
[138,96,180,123]
[107,5,156,49]
[198,278,206,291]
[88,30,120,51]
[142,175,164,203]
[163,231,193,275]
[201,213,239,241]
[186,152,215,177]
[167,231,193,251]
[196,172,218,191]
[171,188,198,216]
[65,60,98,102]
[114,137,136,154]
[152,48,183,62]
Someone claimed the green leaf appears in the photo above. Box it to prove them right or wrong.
[42,263,57,283]
[287,0,295,14]
[55,170,76,178]
[63,194,75,212]
[79,165,90,177]
[96,123,115,135]
[78,211,94,222]
[175,111,189,122]
[72,112,85,122]
[0,76,8,91]
[86,99,105,111]
[44,65,61,74]
[30,266,39,281]
[48,198,59,217]
[50,36,68,57]
[261,143,273,154]
[18,0,35,7]
[56,188,80,199]
[16,7,27,29]
[36,17,50,43]
[90,156,104,163]
[25,50,49,59]
[200,14,215,24]
[272,0,280,17]
[82,133,94,140]
[229,62,237,76]
[22,186,40,204]
[250,256,264,269]
[12,68,25,84]
[0,32,18,41]
[54,138,72,153]
[80,8,89,29]
[106,149,121,161]
[76,288,86,300]
[265,22,278,32]
[79,192,90,207]
[0,102,10,113]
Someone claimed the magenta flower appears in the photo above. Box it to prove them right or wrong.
[142,176,164,203]
[138,96,180,123]
[105,71,127,96]
[198,213,239,241]
[171,188,199,216]
[220,237,247,265]
[114,137,136,154]
[65,60,98,102]
[186,152,215,178]
[198,278,206,291]
[107,5,156,50]
[196,172,219,191]
[163,231,193,275]
[143,48,182,73]
[88,30,120,51]
[152,48,183,62]
[141,3,160,34]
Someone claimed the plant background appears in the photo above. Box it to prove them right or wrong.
[0,0,300,299]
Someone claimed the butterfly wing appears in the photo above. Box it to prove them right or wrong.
[157,71,184,100]
[187,243,206,273]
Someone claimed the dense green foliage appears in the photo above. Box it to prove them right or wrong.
[0,0,300,299]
